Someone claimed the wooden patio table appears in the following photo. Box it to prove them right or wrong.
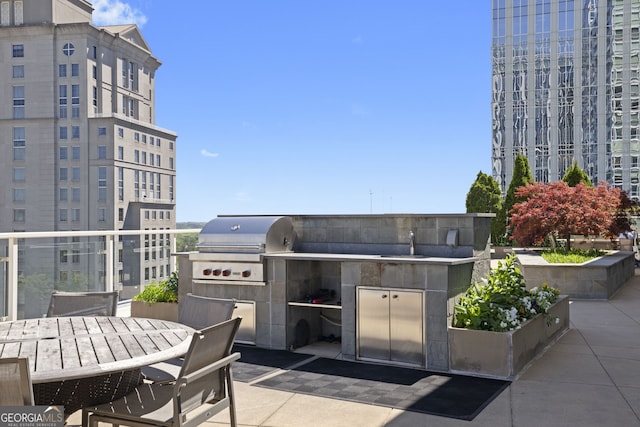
[0,316,194,415]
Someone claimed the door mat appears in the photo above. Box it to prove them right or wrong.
[253,357,510,420]
[231,344,315,382]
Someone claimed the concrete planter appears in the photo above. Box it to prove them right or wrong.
[449,295,569,379]
[130,300,178,322]
[517,251,634,299]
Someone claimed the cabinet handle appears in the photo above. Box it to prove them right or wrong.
[392,294,398,299]
[381,294,387,299]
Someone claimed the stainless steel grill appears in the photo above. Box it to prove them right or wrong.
[191,216,296,284]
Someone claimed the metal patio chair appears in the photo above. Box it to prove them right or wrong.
[141,293,238,383]
[83,317,242,427]
[0,357,34,405]
[46,290,119,317]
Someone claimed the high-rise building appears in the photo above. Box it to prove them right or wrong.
[492,0,640,201]
[0,0,177,306]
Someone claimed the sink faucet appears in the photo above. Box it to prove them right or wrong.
[409,230,415,256]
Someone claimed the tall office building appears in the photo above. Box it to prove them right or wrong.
[492,0,640,201]
[0,0,177,309]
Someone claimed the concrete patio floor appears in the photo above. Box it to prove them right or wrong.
[67,269,640,427]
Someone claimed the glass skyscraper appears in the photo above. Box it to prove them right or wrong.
[492,0,640,202]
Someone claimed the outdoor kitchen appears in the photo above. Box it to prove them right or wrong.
[177,213,493,372]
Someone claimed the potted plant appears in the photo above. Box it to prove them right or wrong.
[130,271,179,321]
[449,254,569,378]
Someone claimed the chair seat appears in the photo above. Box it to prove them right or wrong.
[140,358,181,383]
[88,382,229,426]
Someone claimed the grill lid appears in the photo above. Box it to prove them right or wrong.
[198,216,296,254]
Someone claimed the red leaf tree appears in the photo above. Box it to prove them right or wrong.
[509,181,625,250]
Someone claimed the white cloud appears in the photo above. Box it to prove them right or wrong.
[89,0,147,27]
[200,149,219,158]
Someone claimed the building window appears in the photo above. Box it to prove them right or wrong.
[71,208,80,222]
[14,0,22,25]
[12,44,24,57]
[62,43,74,56]
[59,147,68,160]
[72,187,80,201]
[59,127,67,139]
[72,126,80,139]
[13,65,24,78]
[13,127,25,161]
[134,150,139,163]
[71,84,80,117]
[58,209,67,221]
[71,64,79,76]
[59,168,68,181]
[117,146,123,160]
[92,45,97,59]
[71,167,80,181]
[118,208,124,221]
[72,250,80,263]
[13,188,25,202]
[1,2,9,26]
[134,132,140,142]
[13,86,24,119]
[59,64,67,77]
[59,188,68,201]
[156,138,161,147]
[13,209,25,222]
[98,208,106,222]
[156,155,161,168]
[59,85,67,118]
[142,152,147,165]
[169,157,174,169]
[118,128,124,138]
[60,250,68,263]
[98,127,107,136]
[13,167,25,182]
[118,167,124,200]
[98,145,107,159]
[141,135,146,144]
[72,146,80,160]
[149,153,154,166]
[92,65,97,79]
[98,167,107,201]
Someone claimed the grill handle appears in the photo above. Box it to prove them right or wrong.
[196,243,266,251]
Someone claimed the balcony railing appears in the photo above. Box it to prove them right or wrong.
[0,228,200,321]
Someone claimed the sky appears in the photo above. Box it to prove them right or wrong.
[89,0,493,222]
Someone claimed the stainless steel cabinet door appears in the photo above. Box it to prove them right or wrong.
[389,290,424,365]
[357,288,390,361]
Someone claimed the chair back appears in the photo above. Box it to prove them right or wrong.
[0,357,34,405]
[178,293,236,330]
[47,291,119,317]
[176,317,241,415]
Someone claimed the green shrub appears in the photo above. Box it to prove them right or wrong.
[541,248,604,264]
[133,271,178,303]
[454,254,560,332]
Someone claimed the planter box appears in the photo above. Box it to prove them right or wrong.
[130,300,178,322]
[517,250,634,299]
[449,295,569,379]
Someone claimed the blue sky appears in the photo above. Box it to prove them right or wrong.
[89,1,492,222]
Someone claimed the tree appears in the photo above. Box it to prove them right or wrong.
[465,171,503,244]
[495,153,534,243]
[562,160,593,187]
[509,181,623,250]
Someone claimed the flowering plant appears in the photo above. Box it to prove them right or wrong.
[454,253,560,332]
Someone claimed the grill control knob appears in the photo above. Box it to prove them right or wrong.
[203,268,212,276]
[242,270,251,278]
[222,269,232,277]
[212,269,222,276]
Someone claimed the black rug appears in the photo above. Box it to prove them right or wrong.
[254,357,510,420]
[231,344,315,382]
